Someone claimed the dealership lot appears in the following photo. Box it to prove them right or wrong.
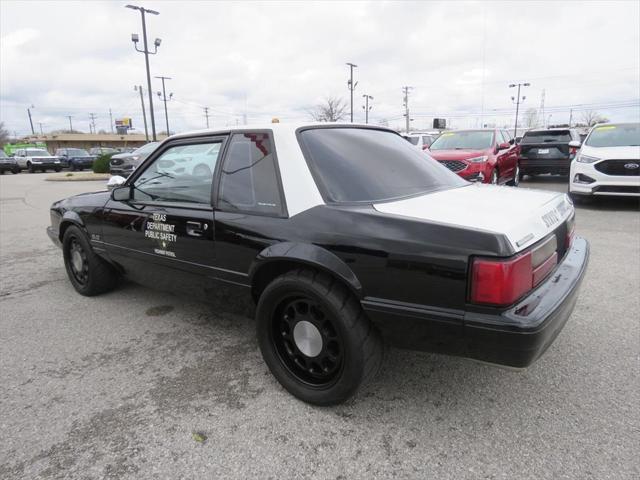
[0,173,638,479]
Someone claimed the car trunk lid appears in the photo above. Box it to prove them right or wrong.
[373,184,574,253]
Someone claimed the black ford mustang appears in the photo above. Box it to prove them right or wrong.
[47,124,589,405]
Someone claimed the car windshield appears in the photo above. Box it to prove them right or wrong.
[429,131,494,150]
[585,124,640,147]
[521,130,571,144]
[27,150,50,157]
[0,150,7,158]
[133,142,160,155]
[68,149,90,156]
[298,127,466,203]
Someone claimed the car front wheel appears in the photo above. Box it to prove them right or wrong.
[256,269,383,405]
[27,162,35,173]
[62,225,118,296]
[490,168,499,185]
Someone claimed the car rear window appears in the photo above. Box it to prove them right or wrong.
[521,130,572,144]
[298,127,466,203]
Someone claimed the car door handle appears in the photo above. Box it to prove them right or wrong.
[186,221,207,237]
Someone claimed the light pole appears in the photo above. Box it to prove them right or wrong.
[155,76,173,135]
[38,123,44,135]
[203,107,210,128]
[66,115,73,131]
[362,94,373,124]
[346,63,358,123]
[27,105,35,134]
[127,4,161,141]
[402,86,413,133]
[509,82,530,138]
[134,85,149,141]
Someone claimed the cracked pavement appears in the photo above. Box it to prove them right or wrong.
[0,173,638,479]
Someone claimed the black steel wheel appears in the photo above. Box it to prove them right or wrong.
[257,269,383,405]
[273,296,344,387]
[62,225,118,296]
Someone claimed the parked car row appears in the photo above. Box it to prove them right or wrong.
[402,123,639,200]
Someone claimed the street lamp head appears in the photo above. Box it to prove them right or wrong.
[157,92,162,97]
[508,84,516,88]
[131,33,139,43]
[154,38,162,47]
[125,4,139,10]
[524,83,531,87]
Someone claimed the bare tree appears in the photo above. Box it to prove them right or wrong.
[309,96,348,122]
[582,110,609,127]
[0,122,9,147]
[524,108,538,128]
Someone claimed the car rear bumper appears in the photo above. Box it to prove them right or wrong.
[520,158,571,174]
[363,237,589,368]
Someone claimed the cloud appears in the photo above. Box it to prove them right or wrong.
[1,0,638,136]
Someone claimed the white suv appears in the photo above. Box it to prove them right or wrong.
[569,123,640,199]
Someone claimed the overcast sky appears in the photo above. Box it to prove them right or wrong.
[1,0,639,136]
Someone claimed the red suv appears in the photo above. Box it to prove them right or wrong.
[428,129,520,185]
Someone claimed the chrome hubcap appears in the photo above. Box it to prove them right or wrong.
[72,250,84,272]
[293,320,323,357]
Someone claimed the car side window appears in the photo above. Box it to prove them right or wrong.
[131,141,223,205]
[217,132,285,217]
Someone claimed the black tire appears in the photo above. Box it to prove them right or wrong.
[62,225,118,296]
[12,167,20,174]
[54,167,62,172]
[256,269,383,405]
[70,163,76,171]
[28,162,35,173]
[0,170,4,175]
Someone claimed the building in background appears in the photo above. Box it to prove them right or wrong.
[15,133,167,154]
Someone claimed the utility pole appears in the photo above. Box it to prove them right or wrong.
[66,115,74,131]
[38,123,44,135]
[402,86,413,133]
[155,75,172,135]
[135,85,149,141]
[127,4,161,141]
[568,108,573,127]
[203,107,210,128]
[27,105,35,134]
[346,62,358,123]
[509,82,530,138]
[362,94,373,124]
[89,113,97,134]
[109,108,114,133]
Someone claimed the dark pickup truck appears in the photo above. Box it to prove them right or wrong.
[519,128,582,178]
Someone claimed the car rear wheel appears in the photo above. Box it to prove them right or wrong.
[62,225,118,296]
[54,167,62,172]
[12,167,20,174]
[70,163,76,171]
[256,269,383,405]
[508,163,520,186]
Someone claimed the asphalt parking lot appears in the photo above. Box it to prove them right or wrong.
[0,172,638,480]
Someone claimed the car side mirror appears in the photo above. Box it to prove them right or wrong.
[111,185,132,201]
[497,142,510,151]
[568,140,581,148]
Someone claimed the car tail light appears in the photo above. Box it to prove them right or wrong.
[565,215,575,249]
[470,235,558,306]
